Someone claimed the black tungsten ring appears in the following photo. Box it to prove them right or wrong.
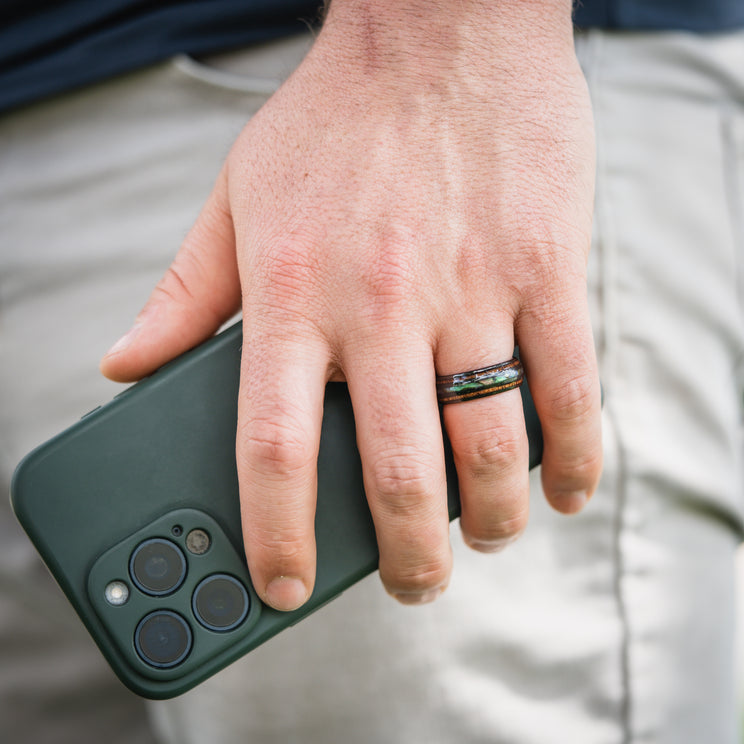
[436,358,524,405]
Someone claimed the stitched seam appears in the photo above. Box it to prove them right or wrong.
[720,109,744,384]
[582,29,633,744]
[608,403,632,744]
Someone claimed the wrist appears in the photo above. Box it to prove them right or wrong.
[319,0,577,82]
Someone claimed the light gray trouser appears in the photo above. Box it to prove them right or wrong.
[1,29,742,744]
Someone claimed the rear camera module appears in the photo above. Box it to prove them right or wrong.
[135,610,192,668]
[130,538,187,596]
[192,574,250,632]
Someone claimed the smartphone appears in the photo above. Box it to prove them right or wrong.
[10,321,543,699]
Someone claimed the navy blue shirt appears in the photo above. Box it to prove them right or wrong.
[0,0,321,113]
[573,0,744,31]
[1,0,743,114]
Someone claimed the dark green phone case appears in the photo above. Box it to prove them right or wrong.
[10,322,543,699]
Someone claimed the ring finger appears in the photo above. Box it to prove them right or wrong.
[436,326,530,553]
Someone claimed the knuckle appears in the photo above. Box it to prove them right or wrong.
[465,506,529,545]
[367,257,415,302]
[544,372,597,426]
[383,558,451,596]
[264,247,317,294]
[454,425,523,480]
[153,263,197,307]
[151,250,236,329]
[550,447,604,491]
[508,241,587,316]
[249,531,308,566]
[504,205,590,267]
[254,241,323,319]
[239,414,315,477]
[369,450,441,515]
[359,238,420,320]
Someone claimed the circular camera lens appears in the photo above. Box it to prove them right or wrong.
[130,538,187,596]
[135,611,192,668]
[192,574,250,632]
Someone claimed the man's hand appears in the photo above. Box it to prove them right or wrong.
[101,0,602,611]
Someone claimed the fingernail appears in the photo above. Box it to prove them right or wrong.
[462,533,521,553]
[103,322,142,357]
[390,587,446,605]
[265,576,309,612]
[554,490,589,514]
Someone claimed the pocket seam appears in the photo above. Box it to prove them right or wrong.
[172,54,282,96]
[719,108,744,390]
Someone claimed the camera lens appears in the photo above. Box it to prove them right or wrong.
[135,611,192,668]
[130,538,187,596]
[192,574,250,632]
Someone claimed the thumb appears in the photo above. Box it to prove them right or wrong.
[100,168,241,382]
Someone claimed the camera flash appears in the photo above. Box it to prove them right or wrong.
[186,529,211,555]
[105,580,130,606]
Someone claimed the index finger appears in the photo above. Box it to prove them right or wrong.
[236,321,330,612]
